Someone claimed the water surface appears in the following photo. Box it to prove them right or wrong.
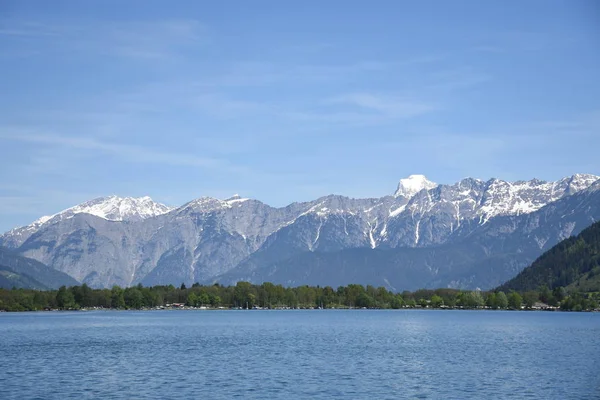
[1,310,599,399]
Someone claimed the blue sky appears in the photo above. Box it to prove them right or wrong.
[1,0,599,232]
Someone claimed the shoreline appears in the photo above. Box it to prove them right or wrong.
[2,306,597,313]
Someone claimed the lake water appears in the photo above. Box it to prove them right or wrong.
[0,310,599,399]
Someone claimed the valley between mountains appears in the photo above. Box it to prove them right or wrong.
[1,174,599,291]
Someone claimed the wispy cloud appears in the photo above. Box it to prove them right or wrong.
[101,20,208,60]
[530,110,600,137]
[192,94,276,118]
[0,128,318,188]
[0,129,237,171]
[202,55,442,88]
[472,29,579,54]
[0,21,63,37]
[425,67,492,92]
[326,93,436,118]
[276,92,436,127]
[0,19,208,60]
[206,61,390,87]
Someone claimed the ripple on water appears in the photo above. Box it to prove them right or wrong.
[0,310,599,399]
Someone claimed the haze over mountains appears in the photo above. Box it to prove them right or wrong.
[1,173,599,291]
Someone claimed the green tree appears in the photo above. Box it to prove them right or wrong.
[198,292,210,306]
[32,291,46,310]
[538,285,554,305]
[495,291,508,309]
[285,290,298,308]
[111,286,126,309]
[375,286,392,307]
[297,285,316,306]
[507,292,522,309]
[56,286,77,309]
[80,283,93,307]
[430,295,444,308]
[356,292,374,308]
[345,284,366,307]
[186,292,198,307]
[247,293,256,308]
[486,293,497,309]
[210,294,221,307]
[522,291,539,309]
[71,285,93,307]
[321,286,337,308]
[553,287,567,303]
[124,287,144,309]
[234,281,254,307]
[390,294,405,309]
[458,291,484,308]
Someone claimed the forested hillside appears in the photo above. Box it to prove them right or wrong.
[0,247,79,289]
[0,266,50,290]
[498,221,600,292]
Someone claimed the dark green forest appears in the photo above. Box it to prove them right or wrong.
[499,221,600,293]
[1,281,598,312]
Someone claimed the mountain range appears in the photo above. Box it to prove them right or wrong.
[1,173,599,291]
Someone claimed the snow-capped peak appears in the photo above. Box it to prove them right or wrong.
[561,173,600,194]
[394,174,438,198]
[42,195,173,224]
[0,195,173,249]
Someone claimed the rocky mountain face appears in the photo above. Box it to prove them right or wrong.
[218,180,600,290]
[1,174,598,290]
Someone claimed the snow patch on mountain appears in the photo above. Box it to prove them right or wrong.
[179,195,251,214]
[389,205,406,218]
[225,194,250,205]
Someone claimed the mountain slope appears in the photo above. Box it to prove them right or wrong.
[10,198,316,288]
[1,195,173,249]
[217,182,600,290]
[0,266,50,290]
[498,220,600,292]
[1,173,598,290]
[0,246,78,289]
[382,173,599,248]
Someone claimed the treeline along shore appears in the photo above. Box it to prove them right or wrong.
[1,281,599,312]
